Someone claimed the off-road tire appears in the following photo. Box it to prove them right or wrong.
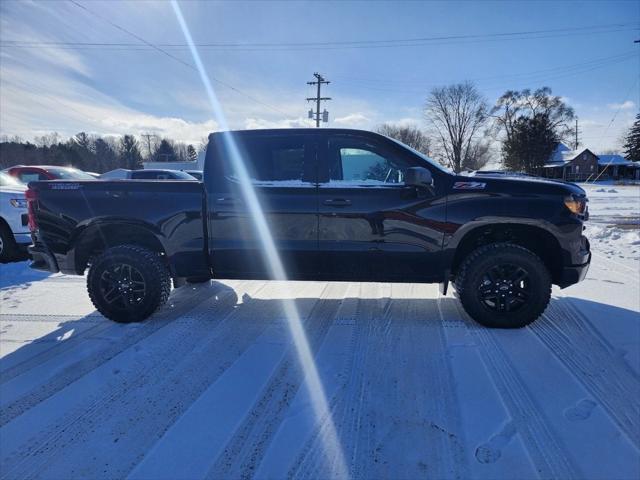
[87,245,171,323]
[0,222,17,263]
[454,243,551,328]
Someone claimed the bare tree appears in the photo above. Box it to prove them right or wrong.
[376,123,431,156]
[140,133,159,159]
[425,82,489,172]
[198,136,209,153]
[34,132,61,148]
[491,87,575,144]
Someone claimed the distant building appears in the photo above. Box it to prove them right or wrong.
[539,143,639,181]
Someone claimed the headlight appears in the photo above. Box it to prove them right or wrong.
[564,195,587,215]
[10,198,28,208]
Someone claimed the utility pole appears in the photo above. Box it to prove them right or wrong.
[574,118,580,150]
[306,73,331,127]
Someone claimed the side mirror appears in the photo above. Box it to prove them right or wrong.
[404,166,433,187]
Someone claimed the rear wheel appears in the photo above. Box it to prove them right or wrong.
[454,243,551,328]
[87,245,171,323]
[0,223,17,263]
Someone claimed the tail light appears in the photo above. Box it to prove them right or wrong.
[25,188,38,232]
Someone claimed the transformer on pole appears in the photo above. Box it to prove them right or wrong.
[306,73,331,127]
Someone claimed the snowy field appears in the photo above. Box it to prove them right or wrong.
[0,183,638,479]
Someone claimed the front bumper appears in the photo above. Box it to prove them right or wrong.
[558,235,591,288]
[28,243,60,273]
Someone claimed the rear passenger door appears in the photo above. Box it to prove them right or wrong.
[207,132,319,280]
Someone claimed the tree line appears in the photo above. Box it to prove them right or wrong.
[2,85,638,174]
[378,84,638,173]
[0,132,202,173]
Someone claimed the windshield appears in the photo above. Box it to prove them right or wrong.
[0,172,22,187]
[386,137,451,174]
[47,167,96,180]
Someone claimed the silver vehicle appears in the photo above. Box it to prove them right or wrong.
[0,172,29,261]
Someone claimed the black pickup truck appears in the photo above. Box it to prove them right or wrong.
[27,128,590,328]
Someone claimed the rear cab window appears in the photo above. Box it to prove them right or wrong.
[209,133,316,190]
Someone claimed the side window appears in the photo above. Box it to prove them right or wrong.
[133,171,168,180]
[19,172,44,182]
[225,136,310,185]
[328,139,408,185]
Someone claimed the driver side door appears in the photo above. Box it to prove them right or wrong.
[317,132,446,282]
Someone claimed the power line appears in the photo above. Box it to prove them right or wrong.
[66,0,289,116]
[2,22,637,50]
[331,52,637,94]
[333,51,637,86]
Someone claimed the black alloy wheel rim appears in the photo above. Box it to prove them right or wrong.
[477,263,531,313]
[99,263,147,309]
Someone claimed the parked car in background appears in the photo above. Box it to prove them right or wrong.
[4,165,96,183]
[184,170,203,181]
[99,169,197,180]
[0,172,29,262]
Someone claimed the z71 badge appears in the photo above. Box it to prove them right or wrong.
[453,181,486,190]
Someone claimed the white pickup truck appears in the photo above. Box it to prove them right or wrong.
[0,172,29,262]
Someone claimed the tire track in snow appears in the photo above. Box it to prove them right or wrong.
[205,282,348,480]
[445,299,579,479]
[293,285,469,480]
[534,299,640,450]
[0,282,249,480]
[283,283,367,480]
[32,283,324,480]
[0,283,217,428]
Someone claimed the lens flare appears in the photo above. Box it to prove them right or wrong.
[170,2,348,477]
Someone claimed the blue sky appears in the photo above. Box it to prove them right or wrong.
[0,0,638,152]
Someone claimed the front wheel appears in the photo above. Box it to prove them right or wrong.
[87,245,171,323]
[454,243,551,328]
[0,223,17,263]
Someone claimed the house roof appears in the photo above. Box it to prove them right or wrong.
[544,143,635,168]
[596,154,633,166]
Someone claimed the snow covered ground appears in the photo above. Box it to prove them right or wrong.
[0,184,638,480]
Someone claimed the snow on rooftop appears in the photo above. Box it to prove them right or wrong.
[596,154,634,166]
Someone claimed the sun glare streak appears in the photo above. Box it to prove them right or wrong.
[170,2,349,477]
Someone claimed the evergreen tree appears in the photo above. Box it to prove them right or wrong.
[70,132,96,171]
[94,138,118,173]
[623,113,640,161]
[153,139,177,162]
[120,135,143,169]
[187,144,198,162]
[502,114,558,173]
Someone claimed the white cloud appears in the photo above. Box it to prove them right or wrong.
[243,117,313,130]
[607,100,636,111]
[333,113,370,127]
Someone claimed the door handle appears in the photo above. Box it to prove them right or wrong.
[323,198,352,207]
[105,190,128,198]
[216,197,242,206]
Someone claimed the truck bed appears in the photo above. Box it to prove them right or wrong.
[29,180,208,277]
